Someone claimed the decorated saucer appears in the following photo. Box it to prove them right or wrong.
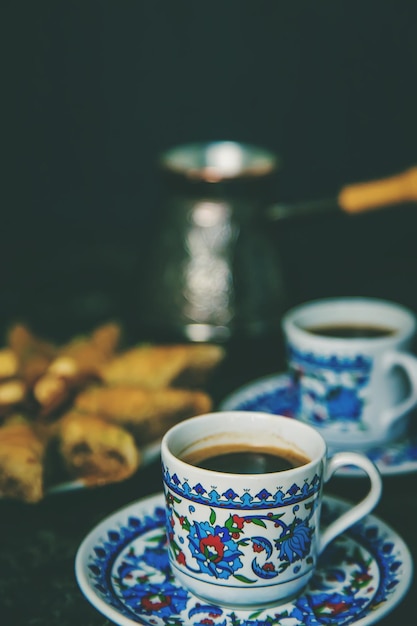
[75,491,412,626]
[220,373,417,477]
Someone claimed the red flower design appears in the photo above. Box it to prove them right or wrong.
[262,562,276,572]
[141,593,171,611]
[232,514,245,529]
[199,535,225,562]
[316,600,349,616]
[176,551,186,565]
[329,601,349,615]
[252,542,265,553]
[357,573,372,584]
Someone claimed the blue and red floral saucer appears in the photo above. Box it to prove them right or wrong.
[220,373,417,477]
[75,492,411,626]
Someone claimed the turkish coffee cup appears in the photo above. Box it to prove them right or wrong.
[282,297,417,450]
[161,411,382,609]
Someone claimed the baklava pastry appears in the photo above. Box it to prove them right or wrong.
[0,379,27,415]
[33,322,122,416]
[47,322,122,383]
[33,374,71,417]
[7,324,56,387]
[57,411,141,486]
[0,348,19,380]
[99,343,225,389]
[0,417,47,503]
[74,385,212,443]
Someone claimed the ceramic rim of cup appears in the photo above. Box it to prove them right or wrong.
[282,297,416,350]
[161,411,327,481]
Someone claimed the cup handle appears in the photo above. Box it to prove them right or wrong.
[380,350,417,430]
[319,451,382,553]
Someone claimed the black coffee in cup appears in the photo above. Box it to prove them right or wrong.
[304,324,396,339]
[181,443,310,474]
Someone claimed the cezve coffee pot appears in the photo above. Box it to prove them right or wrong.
[141,141,417,342]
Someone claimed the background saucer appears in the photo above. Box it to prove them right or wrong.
[220,373,417,477]
[75,491,412,626]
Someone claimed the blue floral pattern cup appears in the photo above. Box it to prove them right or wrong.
[282,297,417,450]
[161,411,382,609]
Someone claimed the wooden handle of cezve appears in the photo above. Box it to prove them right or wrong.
[338,166,417,214]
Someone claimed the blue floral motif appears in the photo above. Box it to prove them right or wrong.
[188,603,225,622]
[140,544,171,573]
[284,342,375,427]
[325,386,363,422]
[275,517,313,564]
[290,591,368,624]
[187,520,244,579]
[250,536,278,579]
[168,497,316,585]
[250,536,273,558]
[121,580,189,616]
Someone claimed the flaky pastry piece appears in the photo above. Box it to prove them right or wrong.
[47,322,122,381]
[55,411,141,486]
[0,416,47,503]
[0,348,19,380]
[74,385,212,443]
[7,324,56,387]
[33,374,70,417]
[33,322,122,416]
[0,379,27,415]
[99,343,225,390]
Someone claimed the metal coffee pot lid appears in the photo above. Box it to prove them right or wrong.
[160,141,280,182]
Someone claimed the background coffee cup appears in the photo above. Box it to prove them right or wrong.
[161,411,382,609]
[282,297,417,450]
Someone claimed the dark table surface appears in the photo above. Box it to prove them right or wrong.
[0,330,416,626]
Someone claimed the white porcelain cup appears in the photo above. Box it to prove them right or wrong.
[161,411,382,609]
[282,297,417,450]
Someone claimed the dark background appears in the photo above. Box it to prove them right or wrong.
[3,0,417,343]
[2,5,417,625]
